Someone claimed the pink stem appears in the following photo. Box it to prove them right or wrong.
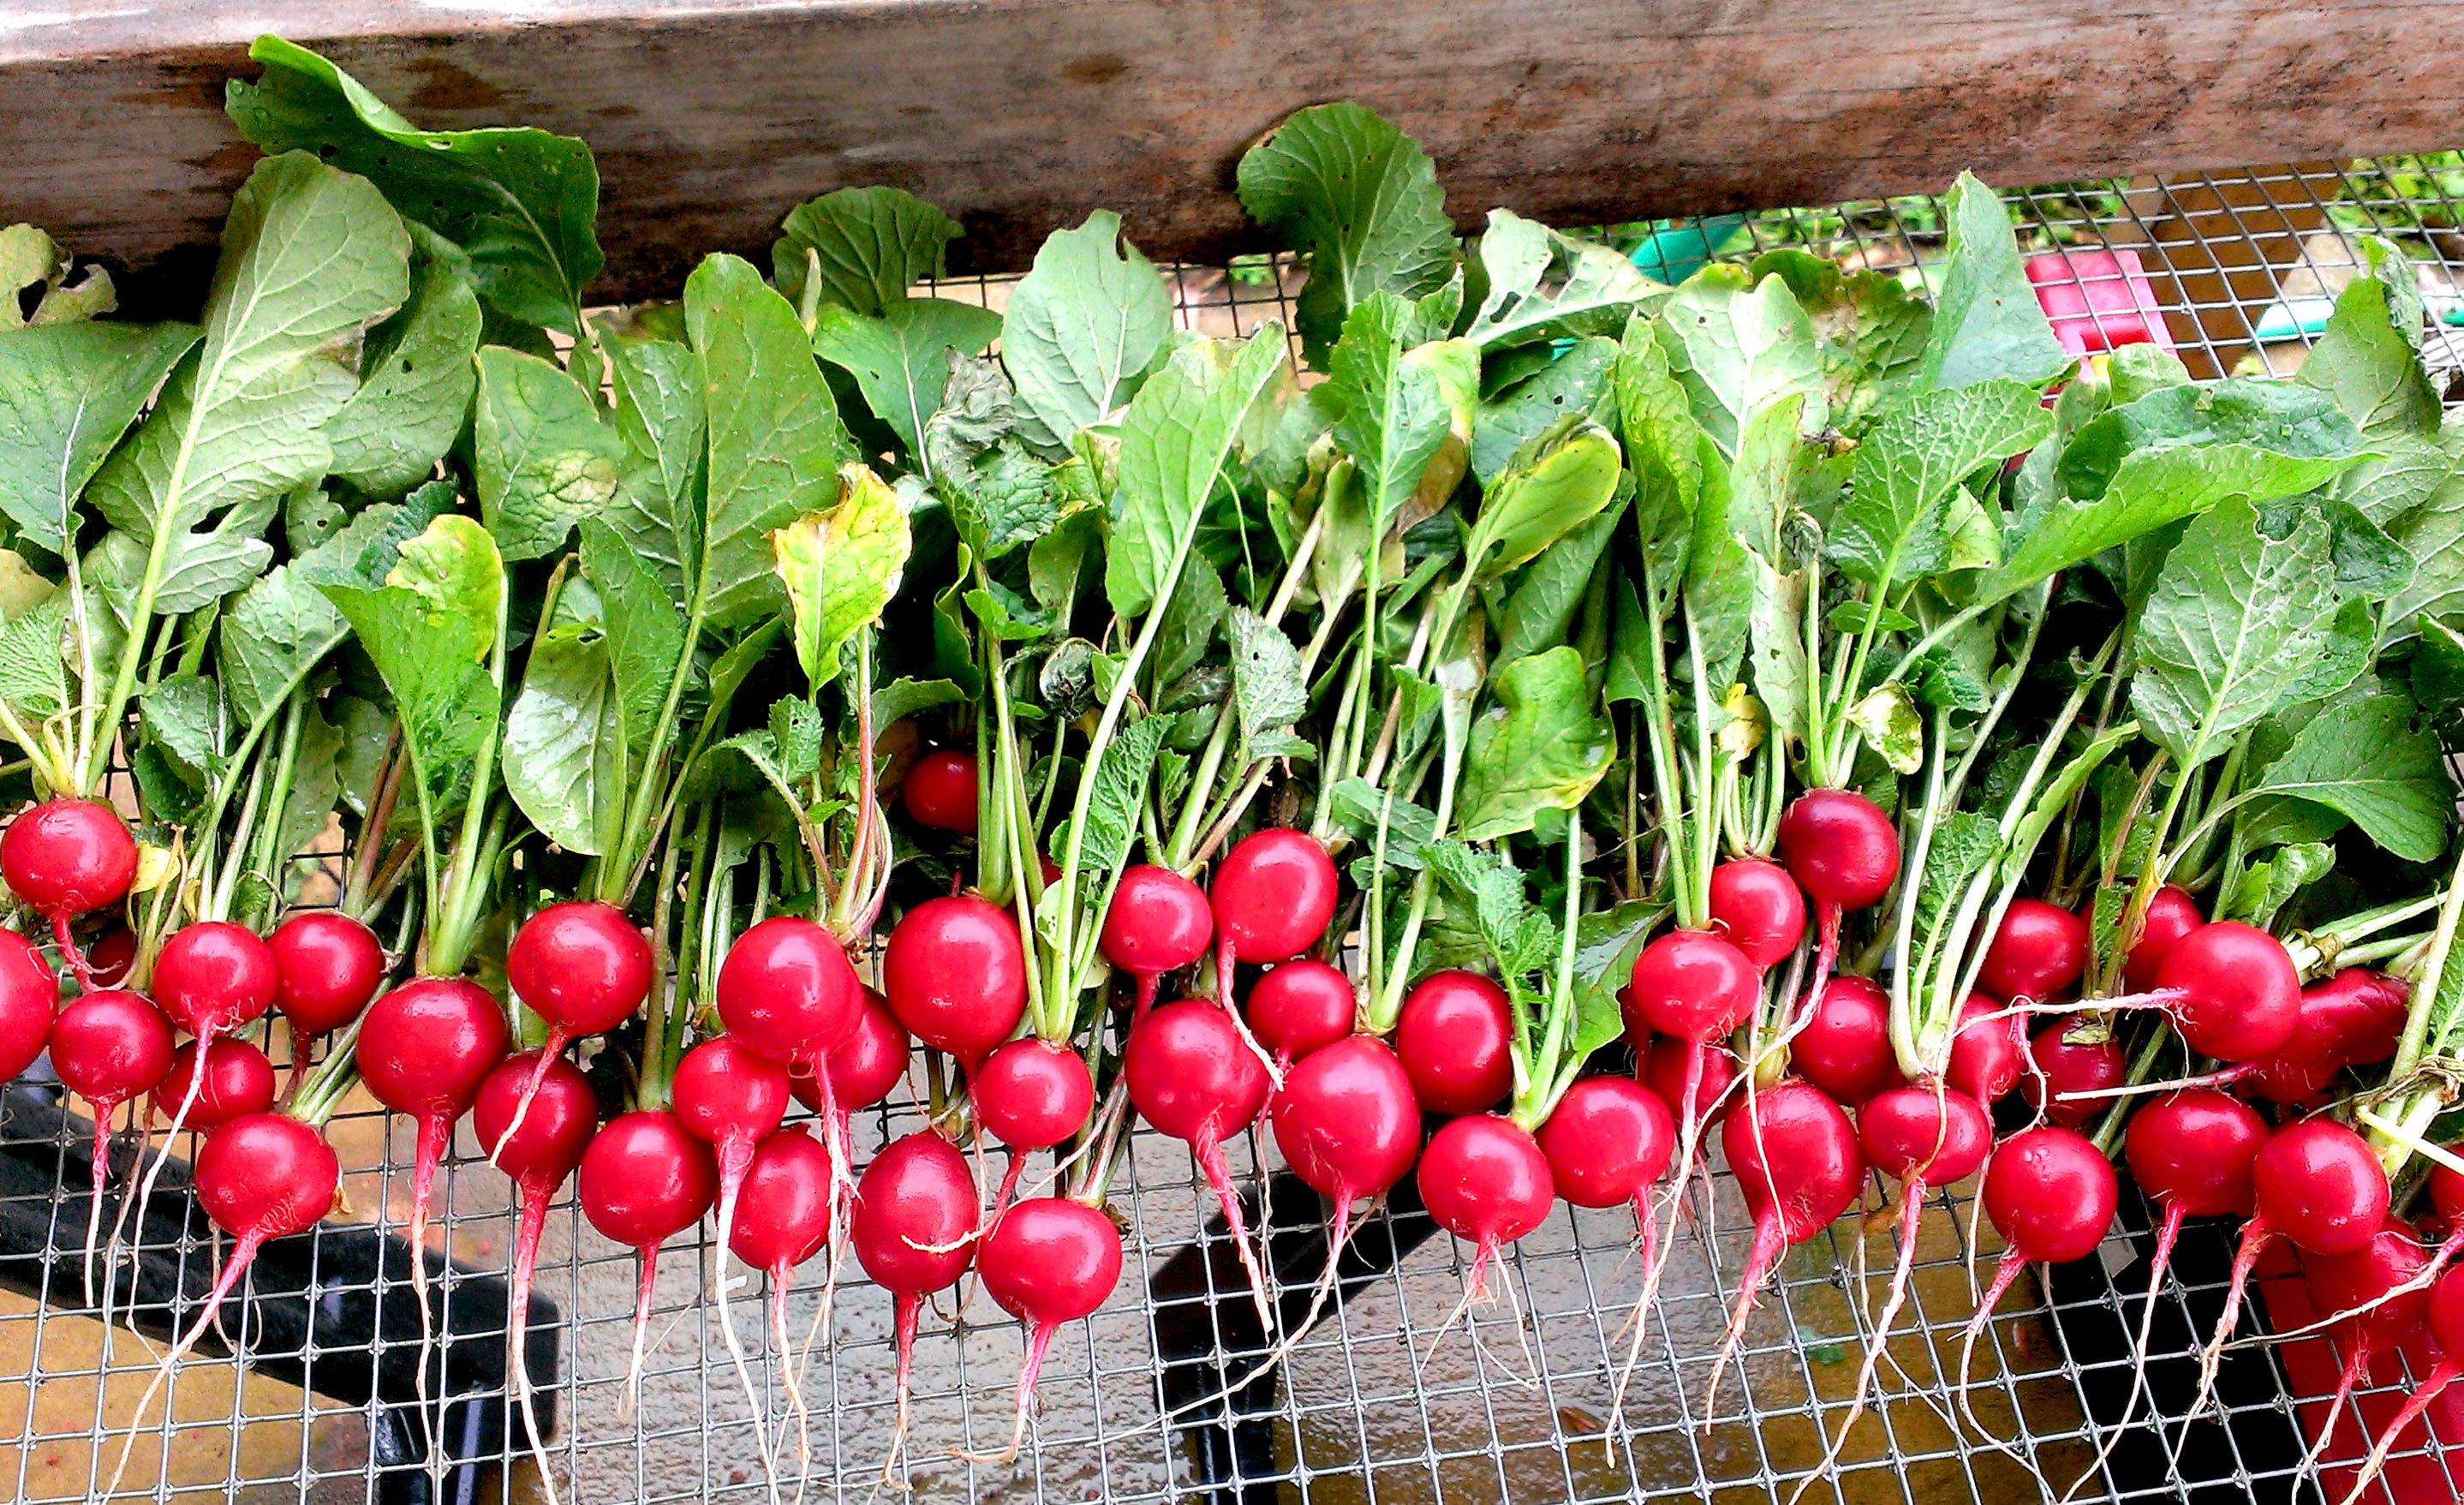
[52,912,92,991]
[993,1149,1027,1221]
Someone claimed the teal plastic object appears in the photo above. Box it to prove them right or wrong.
[1630,214,1748,284]
[2252,292,2464,341]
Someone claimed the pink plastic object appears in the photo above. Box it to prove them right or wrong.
[2025,248,2172,355]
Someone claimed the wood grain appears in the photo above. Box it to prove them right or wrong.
[1,1,2453,308]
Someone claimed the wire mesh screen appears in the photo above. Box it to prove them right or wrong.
[8,156,2464,1505]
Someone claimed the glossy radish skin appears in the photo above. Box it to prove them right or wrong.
[153,1038,277,1132]
[2240,968,2410,1102]
[1100,864,1213,1018]
[266,912,384,1099]
[1627,930,1758,1046]
[728,1125,838,1278]
[355,977,510,1262]
[1706,859,1806,970]
[2118,883,2204,992]
[978,1197,1124,1458]
[718,916,863,1073]
[1963,1126,2121,1393]
[1418,1114,1555,1296]
[883,896,1028,1068]
[2022,1017,2126,1127]
[1244,959,1355,1065]
[0,929,57,1084]
[902,748,979,833]
[2125,1090,2267,1226]
[2155,922,2300,1063]
[508,901,653,1042]
[1791,975,1901,1106]
[673,1036,792,1192]
[2307,1221,2431,1340]
[1946,994,2025,1103]
[1776,791,1900,912]
[87,928,137,988]
[1125,1000,1274,1316]
[976,1036,1095,1211]
[51,988,175,1119]
[580,1109,718,1411]
[797,989,909,1116]
[853,1130,978,1475]
[3,799,137,983]
[152,923,278,1042]
[1709,1079,1864,1411]
[1270,1036,1421,1215]
[473,1047,600,1456]
[1644,1035,1739,1129]
[1210,828,1337,967]
[1537,1077,1674,1209]
[1978,899,2090,1002]
[1395,970,1513,1116]
[2341,1267,2464,1494]
[1859,1084,1992,1188]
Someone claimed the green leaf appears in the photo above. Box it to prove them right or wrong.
[771,187,962,317]
[1002,211,1172,442]
[1236,103,1457,365]
[265,702,343,899]
[2416,613,2464,711]
[603,334,707,596]
[140,674,226,785]
[1847,681,1924,774]
[1746,552,1810,749]
[1107,331,1287,617]
[579,517,686,756]
[1499,502,1621,668]
[1327,777,1439,869]
[1071,713,1170,874]
[811,298,1004,455]
[229,37,600,333]
[1327,293,1457,526]
[1828,379,2049,588]
[221,565,348,731]
[874,676,964,729]
[1421,838,1558,980]
[323,229,482,499]
[1151,554,1226,689]
[1457,646,1614,841]
[2299,239,2440,439]
[1467,421,1623,580]
[775,464,913,685]
[1471,336,1618,483]
[1464,210,1656,351]
[1230,607,1306,746]
[1569,901,1659,1060]
[1919,171,2069,391]
[89,152,409,564]
[1752,250,1933,430]
[1914,810,2001,938]
[2252,695,2451,861]
[2223,841,2335,930]
[0,592,69,732]
[1657,266,1825,460]
[0,224,113,331]
[502,615,617,854]
[473,344,623,560]
[0,320,198,552]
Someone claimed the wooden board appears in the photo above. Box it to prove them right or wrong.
[2,0,2455,307]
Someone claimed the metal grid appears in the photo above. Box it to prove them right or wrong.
[7,157,2464,1505]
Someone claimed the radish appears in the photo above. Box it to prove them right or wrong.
[1125,999,1274,1321]
[1775,788,1899,1000]
[152,922,278,1044]
[1208,829,1338,999]
[674,1034,796,1477]
[1643,1034,1739,1128]
[2118,883,2203,991]
[50,988,174,1290]
[850,1129,977,1481]
[1706,1078,1864,1416]
[1537,1075,1675,1211]
[357,976,510,1264]
[1959,1126,2117,1431]
[1706,858,1806,970]
[1946,992,2025,1102]
[1271,1035,1422,1249]
[2200,1118,2389,1408]
[472,1049,598,1500]
[975,1197,1124,1459]
[267,911,385,1100]
[1394,970,1513,1116]
[975,1036,1095,1212]
[1625,929,1757,1140]
[87,927,137,988]
[882,895,1027,1070]
[1244,959,1357,1065]
[578,1109,718,1412]
[495,900,653,1154]
[2,797,138,987]
[0,929,58,1084]
[2021,1016,2125,1127]
[1099,863,1213,1018]
[2152,921,2300,1063]
[2291,1220,2431,1489]
[2337,1264,2464,1504]
[100,1111,339,1497]
[2237,968,2407,1103]
[717,915,864,1074]
[725,1124,838,1484]
[1978,898,2089,1002]
[814,988,911,1114]
[1790,975,1902,1106]
[902,747,978,833]
[153,1038,277,1132]
[1417,1113,1554,1305]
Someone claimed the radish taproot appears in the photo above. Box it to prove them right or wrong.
[975,1036,1095,1212]
[852,1129,978,1481]
[152,922,278,1044]
[494,901,653,1156]
[267,911,385,1100]
[2118,883,2203,991]
[718,916,864,1074]
[883,895,1027,1070]
[1705,858,1806,970]
[578,1110,718,1412]
[2198,1118,2389,1410]
[1642,1034,1740,1129]
[51,988,174,1290]
[2153,921,2301,1063]
[3,798,138,987]
[1395,970,1512,1116]
[2288,1220,2432,1490]
[902,748,979,833]
[725,1124,839,1487]
[1417,1113,1554,1339]
[976,1197,1124,1460]
[1099,864,1212,1019]
[1244,959,1356,1066]
[2336,1264,2464,1505]
[1775,789,1899,1003]
[1945,993,2025,1103]
[0,929,57,1084]
[1208,829,1337,1001]
[1706,1079,1864,1417]
[1959,1126,2118,1433]
[1125,999,1274,1321]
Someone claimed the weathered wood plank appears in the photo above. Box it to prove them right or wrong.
[1,1,2452,307]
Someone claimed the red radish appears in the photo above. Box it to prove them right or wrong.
[1417,1114,1554,1302]
[2432,1162,2464,1245]
[975,1036,1095,1210]
[717,916,864,1074]
[1100,864,1213,1018]
[1706,858,1806,970]
[2338,1264,2464,1504]
[1126,999,1274,1320]
[2118,883,2203,991]
[1978,898,2090,1002]
[1775,789,1899,1006]
[1394,970,1512,1116]
[152,922,278,1043]
[902,748,978,833]
[1271,1035,1421,1245]
[578,1110,718,1409]
[882,895,1027,1069]
[51,990,174,1230]
[1643,1034,1739,1128]
[1958,1126,2118,1430]
[2200,1118,2389,1409]
[1946,993,2025,1102]
[2237,968,2407,1103]
[811,989,910,1114]
[1208,830,1337,1003]
[2292,1220,2431,1485]
[2022,1016,2125,1126]
[267,911,385,1099]
[726,1123,838,1466]
[355,977,510,1272]
[472,1050,597,1486]
[851,1130,977,1480]
[494,901,653,1154]
[674,1036,791,1209]
[0,929,57,1084]
[100,1111,339,1496]
[1626,930,1757,1138]
[1539,1076,1675,1210]
[87,927,137,988]
[976,1197,1124,1459]
[2,797,137,986]
[1790,975,1901,1106]
[152,1038,277,1132]
[1706,1079,1864,1416]
[1244,959,1356,1065]
[2154,921,2300,1063]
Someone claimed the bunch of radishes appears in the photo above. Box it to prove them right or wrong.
[13,33,2464,1500]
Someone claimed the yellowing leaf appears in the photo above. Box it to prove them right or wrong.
[775,463,914,684]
